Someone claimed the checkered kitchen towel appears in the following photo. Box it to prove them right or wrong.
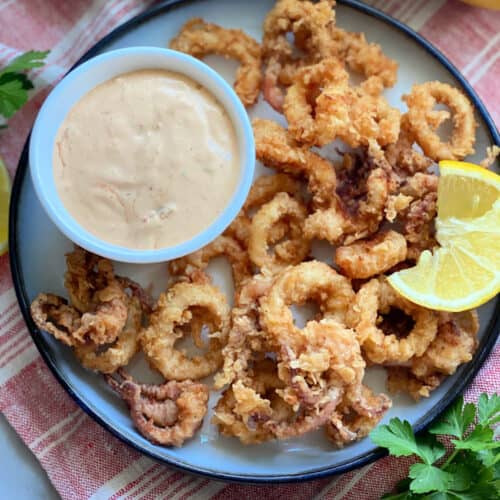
[0,1,498,498]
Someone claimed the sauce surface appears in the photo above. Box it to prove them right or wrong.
[53,69,240,250]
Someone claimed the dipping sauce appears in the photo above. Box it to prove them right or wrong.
[53,69,240,250]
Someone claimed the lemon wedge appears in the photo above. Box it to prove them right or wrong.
[0,157,11,256]
[388,160,500,311]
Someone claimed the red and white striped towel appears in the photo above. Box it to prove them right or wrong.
[0,1,499,498]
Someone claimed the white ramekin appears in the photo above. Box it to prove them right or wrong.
[29,47,255,263]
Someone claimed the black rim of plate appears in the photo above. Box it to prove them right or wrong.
[9,0,500,484]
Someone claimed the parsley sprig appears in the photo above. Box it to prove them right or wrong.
[370,393,500,499]
[0,50,49,123]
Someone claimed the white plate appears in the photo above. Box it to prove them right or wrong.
[10,0,500,483]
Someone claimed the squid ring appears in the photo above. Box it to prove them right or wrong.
[350,277,438,364]
[168,235,252,288]
[248,192,310,273]
[140,282,230,380]
[403,81,477,161]
[169,18,262,107]
[335,230,407,279]
[260,261,355,340]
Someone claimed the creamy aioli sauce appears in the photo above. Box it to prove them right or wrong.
[53,69,240,250]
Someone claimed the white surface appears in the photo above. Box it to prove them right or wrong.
[0,414,58,499]
[13,0,499,484]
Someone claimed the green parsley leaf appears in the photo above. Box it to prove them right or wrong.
[408,463,453,493]
[453,426,500,452]
[0,50,48,122]
[478,394,500,426]
[0,78,28,118]
[0,50,49,77]
[371,419,445,464]
[430,397,476,439]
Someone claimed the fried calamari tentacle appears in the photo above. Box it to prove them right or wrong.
[480,145,500,169]
[261,261,355,338]
[73,297,142,373]
[107,370,209,447]
[213,360,290,444]
[349,278,438,364]
[140,282,230,380]
[253,119,337,205]
[168,235,252,288]
[169,18,262,107]
[214,273,274,389]
[335,230,407,279]
[304,166,389,245]
[224,173,302,245]
[262,0,337,111]
[284,58,400,148]
[387,311,479,400]
[326,385,391,447]
[248,192,310,273]
[30,293,82,346]
[276,319,365,409]
[403,81,477,161]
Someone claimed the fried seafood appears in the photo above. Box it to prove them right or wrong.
[261,0,336,111]
[169,18,262,107]
[387,311,479,400]
[107,370,209,446]
[349,277,438,364]
[248,192,310,273]
[329,27,398,89]
[73,297,142,373]
[283,58,400,148]
[214,273,274,389]
[480,145,500,169]
[304,165,389,245]
[140,282,230,380]
[253,119,337,205]
[335,230,407,279]
[326,385,391,447]
[260,261,355,337]
[225,173,302,245]
[275,319,365,410]
[403,81,477,161]
[168,235,252,288]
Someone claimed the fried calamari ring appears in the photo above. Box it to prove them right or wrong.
[284,58,400,148]
[262,0,336,111]
[261,261,355,340]
[140,282,230,380]
[248,192,310,273]
[349,278,438,364]
[214,273,274,389]
[253,119,337,206]
[168,235,252,288]
[169,18,262,107]
[387,311,479,400]
[335,230,407,279]
[225,173,302,245]
[403,81,477,161]
[73,297,142,373]
[106,370,209,447]
[330,27,398,89]
[326,385,391,447]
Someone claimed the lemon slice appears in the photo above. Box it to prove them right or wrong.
[388,160,500,311]
[0,157,11,256]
